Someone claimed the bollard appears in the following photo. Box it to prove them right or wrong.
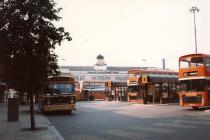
[8,98,19,121]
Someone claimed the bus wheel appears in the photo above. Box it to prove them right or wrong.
[192,106,198,110]
[41,108,46,114]
[89,96,94,101]
[39,102,44,113]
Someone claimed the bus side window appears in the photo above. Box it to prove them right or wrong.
[205,58,210,67]
[207,80,210,92]
[207,80,210,101]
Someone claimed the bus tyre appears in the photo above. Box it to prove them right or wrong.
[89,96,94,101]
[41,107,45,114]
[192,106,198,110]
[39,102,43,112]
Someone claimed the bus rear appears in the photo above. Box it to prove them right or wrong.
[179,54,210,109]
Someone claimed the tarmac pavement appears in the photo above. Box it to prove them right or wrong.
[0,102,64,140]
[48,101,210,140]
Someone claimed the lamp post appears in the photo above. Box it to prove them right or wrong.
[189,6,199,54]
[141,59,147,69]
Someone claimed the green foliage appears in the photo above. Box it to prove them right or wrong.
[0,0,71,93]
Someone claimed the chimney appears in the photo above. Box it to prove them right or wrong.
[162,58,165,70]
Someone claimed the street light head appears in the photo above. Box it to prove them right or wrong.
[189,6,200,13]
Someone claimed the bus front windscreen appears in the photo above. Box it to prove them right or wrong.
[127,85,139,92]
[49,83,75,94]
[179,79,206,92]
[180,57,204,68]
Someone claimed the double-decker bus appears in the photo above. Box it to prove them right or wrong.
[39,76,76,113]
[179,54,210,109]
[127,69,178,104]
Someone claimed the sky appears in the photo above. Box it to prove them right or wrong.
[54,0,210,70]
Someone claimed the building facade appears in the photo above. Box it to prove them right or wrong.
[59,55,144,83]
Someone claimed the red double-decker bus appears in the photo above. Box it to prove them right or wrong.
[179,54,210,109]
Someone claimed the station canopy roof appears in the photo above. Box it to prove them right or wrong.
[112,82,127,87]
[148,75,178,83]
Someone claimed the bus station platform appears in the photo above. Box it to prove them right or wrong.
[0,102,63,140]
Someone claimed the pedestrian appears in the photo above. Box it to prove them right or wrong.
[4,88,9,102]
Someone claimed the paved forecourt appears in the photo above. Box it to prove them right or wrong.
[0,102,64,140]
[47,101,210,140]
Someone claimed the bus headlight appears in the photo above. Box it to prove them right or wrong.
[71,99,75,104]
[47,100,51,105]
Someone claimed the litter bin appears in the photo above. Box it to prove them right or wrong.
[8,98,19,121]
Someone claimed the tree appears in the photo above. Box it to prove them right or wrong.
[0,0,71,130]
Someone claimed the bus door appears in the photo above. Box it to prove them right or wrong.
[207,80,210,103]
[83,90,89,101]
